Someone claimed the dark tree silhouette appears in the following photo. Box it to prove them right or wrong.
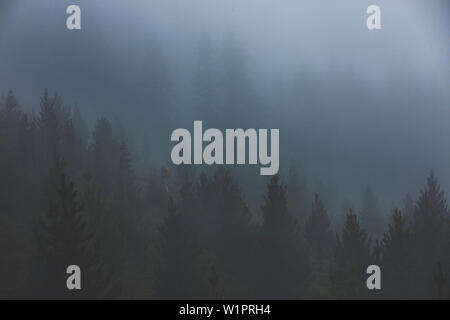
[330,210,371,299]
[78,174,122,298]
[1,89,450,299]
[35,90,69,152]
[412,171,449,298]
[379,209,414,298]
[34,155,118,299]
[254,175,310,299]
[156,197,207,299]
[305,193,334,260]
[195,167,254,297]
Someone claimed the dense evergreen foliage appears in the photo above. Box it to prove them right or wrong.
[0,88,449,299]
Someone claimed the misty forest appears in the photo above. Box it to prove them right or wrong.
[0,1,449,299]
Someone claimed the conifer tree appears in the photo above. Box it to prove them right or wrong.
[34,155,117,299]
[195,167,254,289]
[255,175,310,299]
[412,171,449,298]
[330,210,371,298]
[78,174,122,298]
[305,193,334,260]
[36,90,69,150]
[197,168,251,246]
[156,197,206,299]
[0,90,33,214]
[380,209,413,298]
[110,141,147,290]
[414,171,448,243]
[3,89,19,112]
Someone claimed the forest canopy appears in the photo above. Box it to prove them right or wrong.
[0,89,449,299]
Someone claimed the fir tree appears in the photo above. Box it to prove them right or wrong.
[195,167,254,293]
[34,155,117,299]
[78,174,122,299]
[412,171,449,298]
[380,209,413,298]
[414,171,448,243]
[255,175,310,299]
[3,89,19,112]
[305,193,334,260]
[111,142,147,292]
[156,197,206,299]
[35,90,70,150]
[0,90,34,214]
[330,210,371,298]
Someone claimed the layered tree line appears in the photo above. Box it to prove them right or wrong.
[0,89,449,299]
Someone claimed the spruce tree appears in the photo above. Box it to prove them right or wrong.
[156,197,206,299]
[414,171,448,243]
[3,89,19,112]
[197,168,251,255]
[78,174,122,298]
[255,175,310,299]
[195,167,254,295]
[111,141,147,295]
[34,155,117,299]
[330,210,371,298]
[305,193,334,260]
[35,90,69,151]
[380,209,413,298]
[0,90,33,214]
[412,171,449,298]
